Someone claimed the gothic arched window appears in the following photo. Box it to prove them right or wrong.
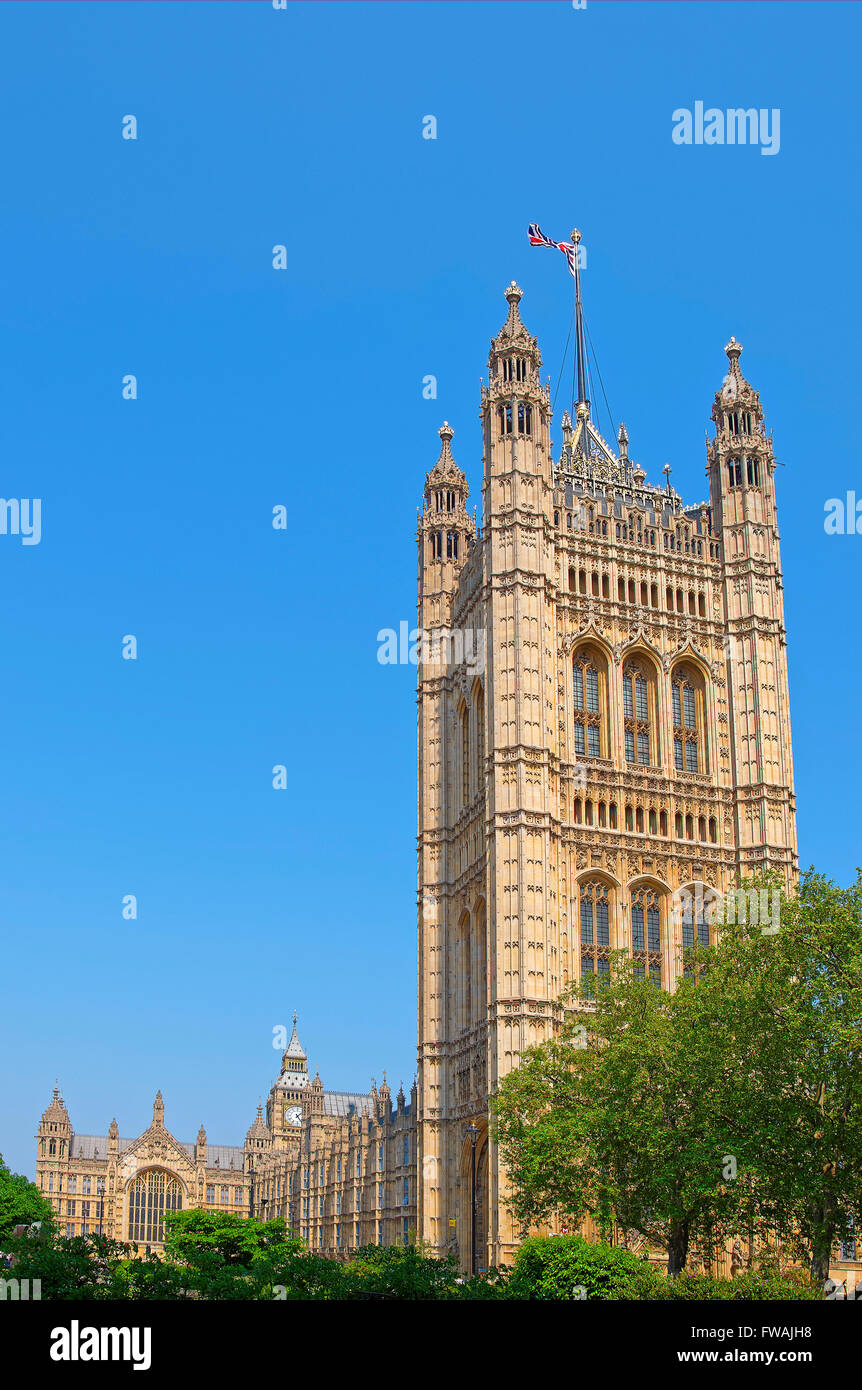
[453,910,472,1035]
[572,647,604,757]
[474,684,484,790]
[672,665,706,773]
[680,886,712,980]
[460,703,470,808]
[623,659,654,766]
[127,1169,182,1246]
[631,886,662,987]
[579,879,611,995]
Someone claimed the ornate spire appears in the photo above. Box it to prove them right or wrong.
[284,1012,306,1060]
[40,1084,70,1126]
[427,421,464,486]
[152,1091,165,1127]
[721,336,747,400]
[711,335,765,435]
[490,280,540,360]
[279,1011,310,1091]
[245,1101,269,1145]
[502,280,524,333]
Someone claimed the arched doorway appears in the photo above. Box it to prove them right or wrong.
[459,1121,489,1273]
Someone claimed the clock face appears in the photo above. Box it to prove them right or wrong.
[285,1105,302,1128]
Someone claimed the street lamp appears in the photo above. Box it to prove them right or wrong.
[466,1122,480,1276]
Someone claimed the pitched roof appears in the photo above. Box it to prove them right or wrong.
[323,1091,374,1118]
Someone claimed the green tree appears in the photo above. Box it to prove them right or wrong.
[491,869,862,1286]
[491,957,743,1275]
[0,1154,54,1243]
[3,1232,127,1300]
[160,1209,304,1299]
[693,869,862,1284]
[161,1209,299,1269]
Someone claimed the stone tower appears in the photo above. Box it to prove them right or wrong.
[416,268,797,1270]
[707,339,797,876]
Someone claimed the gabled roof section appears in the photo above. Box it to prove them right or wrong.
[556,407,621,482]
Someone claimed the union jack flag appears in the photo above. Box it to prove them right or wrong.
[528,223,578,278]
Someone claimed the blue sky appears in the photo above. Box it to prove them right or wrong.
[1,0,859,1177]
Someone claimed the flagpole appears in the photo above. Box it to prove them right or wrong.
[571,228,588,412]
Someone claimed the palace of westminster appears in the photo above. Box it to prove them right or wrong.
[34,259,858,1280]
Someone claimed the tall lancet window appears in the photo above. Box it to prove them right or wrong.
[672,665,705,772]
[460,704,470,808]
[573,649,602,757]
[623,660,653,765]
[579,879,611,995]
[631,886,662,987]
[745,456,760,485]
[681,888,711,980]
[474,684,484,789]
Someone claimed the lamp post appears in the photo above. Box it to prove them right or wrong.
[466,1122,480,1276]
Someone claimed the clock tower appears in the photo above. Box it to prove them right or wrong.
[266,1013,309,1150]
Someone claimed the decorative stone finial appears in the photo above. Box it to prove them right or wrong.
[725,336,743,361]
[504,280,523,306]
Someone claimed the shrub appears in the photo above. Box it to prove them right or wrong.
[657,1269,819,1301]
[509,1235,661,1300]
[342,1244,464,1300]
